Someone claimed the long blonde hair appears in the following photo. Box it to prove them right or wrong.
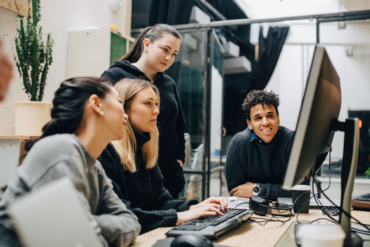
[112,78,160,173]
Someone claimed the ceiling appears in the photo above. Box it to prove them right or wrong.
[234,0,370,19]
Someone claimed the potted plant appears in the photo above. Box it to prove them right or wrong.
[13,0,54,136]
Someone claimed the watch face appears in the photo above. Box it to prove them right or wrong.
[253,186,260,193]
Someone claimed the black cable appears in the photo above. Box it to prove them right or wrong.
[312,170,370,234]
[308,218,337,224]
[237,147,370,235]
[235,202,248,209]
[249,215,291,226]
[295,150,340,225]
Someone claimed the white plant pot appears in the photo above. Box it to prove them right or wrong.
[14,101,52,136]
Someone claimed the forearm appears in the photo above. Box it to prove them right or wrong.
[127,206,178,234]
[161,199,199,212]
[94,214,140,247]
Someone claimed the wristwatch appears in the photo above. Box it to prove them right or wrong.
[252,183,261,196]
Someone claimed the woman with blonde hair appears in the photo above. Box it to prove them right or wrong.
[98,78,228,234]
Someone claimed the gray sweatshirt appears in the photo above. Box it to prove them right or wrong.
[0,134,141,247]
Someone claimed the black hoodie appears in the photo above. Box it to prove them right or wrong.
[102,60,186,167]
[98,128,198,234]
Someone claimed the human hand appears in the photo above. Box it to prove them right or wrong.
[230,182,255,198]
[189,196,228,212]
[177,204,223,224]
[0,40,13,102]
[176,159,183,167]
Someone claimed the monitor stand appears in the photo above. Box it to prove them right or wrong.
[295,118,363,247]
[335,118,363,246]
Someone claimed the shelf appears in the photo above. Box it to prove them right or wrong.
[0,136,39,140]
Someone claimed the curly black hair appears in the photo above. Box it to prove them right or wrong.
[242,90,280,121]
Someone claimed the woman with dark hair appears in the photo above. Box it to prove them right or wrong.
[0,77,141,247]
[101,24,186,199]
[98,78,228,234]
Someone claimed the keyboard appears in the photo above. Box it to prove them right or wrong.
[166,209,254,239]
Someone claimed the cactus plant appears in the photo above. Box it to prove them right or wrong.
[13,0,54,101]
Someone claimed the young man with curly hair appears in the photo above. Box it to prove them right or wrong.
[225,90,294,201]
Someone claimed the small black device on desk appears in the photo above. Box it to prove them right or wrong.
[165,208,253,239]
[249,196,269,215]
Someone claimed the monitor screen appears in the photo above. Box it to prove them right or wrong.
[282,46,341,190]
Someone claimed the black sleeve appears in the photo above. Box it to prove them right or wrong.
[98,148,178,234]
[225,134,249,193]
[101,71,118,84]
[98,146,197,234]
[173,83,186,163]
[153,165,198,212]
[259,183,291,201]
[108,177,178,234]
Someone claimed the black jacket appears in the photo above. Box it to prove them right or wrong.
[102,60,186,166]
[98,129,198,234]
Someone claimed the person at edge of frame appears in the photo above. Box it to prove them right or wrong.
[98,78,228,234]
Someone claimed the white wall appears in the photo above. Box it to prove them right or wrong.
[210,66,223,156]
[261,22,370,159]
[0,0,128,135]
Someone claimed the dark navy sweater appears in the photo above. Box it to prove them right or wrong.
[225,126,294,201]
[98,129,198,234]
[101,60,186,167]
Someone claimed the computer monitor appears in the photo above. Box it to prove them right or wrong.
[282,46,362,246]
[282,46,341,188]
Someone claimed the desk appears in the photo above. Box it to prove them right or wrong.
[133,210,370,247]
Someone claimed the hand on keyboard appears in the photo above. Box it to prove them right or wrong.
[177,204,224,225]
[173,209,248,232]
[188,196,228,212]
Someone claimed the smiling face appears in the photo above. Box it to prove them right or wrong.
[247,104,280,144]
[144,33,180,72]
[126,87,159,133]
[102,88,128,140]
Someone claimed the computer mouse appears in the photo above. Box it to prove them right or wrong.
[170,234,214,247]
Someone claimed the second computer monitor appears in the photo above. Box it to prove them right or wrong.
[282,46,341,190]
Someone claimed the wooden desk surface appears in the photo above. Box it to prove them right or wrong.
[133,210,370,247]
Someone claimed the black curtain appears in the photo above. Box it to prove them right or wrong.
[149,0,194,25]
[249,26,290,90]
[223,26,289,136]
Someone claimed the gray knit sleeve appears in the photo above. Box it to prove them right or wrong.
[93,165,141,247]
[18,160,110,246]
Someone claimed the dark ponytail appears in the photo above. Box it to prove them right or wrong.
[120,24,182,63]
[26,77,113,151]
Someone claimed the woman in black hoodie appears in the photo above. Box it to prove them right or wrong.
[98,78,228,234]
[101,24,185,199]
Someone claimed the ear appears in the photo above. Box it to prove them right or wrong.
[247,119,253,130]
[277,115,280,125]
[88,94,103,116]
[143,38,150,49]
